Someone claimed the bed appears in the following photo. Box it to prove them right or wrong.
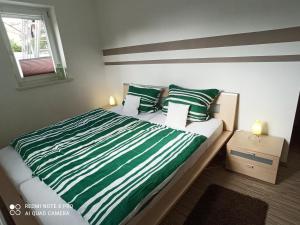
[0,84,238,225]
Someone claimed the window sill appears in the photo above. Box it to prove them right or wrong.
[16,77,73,91]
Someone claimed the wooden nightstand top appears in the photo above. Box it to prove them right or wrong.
[227,130,284,157]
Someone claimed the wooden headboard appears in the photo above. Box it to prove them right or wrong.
[123,83,238,132]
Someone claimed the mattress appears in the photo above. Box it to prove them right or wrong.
[18,114,223,225]
[0,106,161,189]
[0,146,32,189]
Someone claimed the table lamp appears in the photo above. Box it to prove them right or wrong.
[251,120,263,142]
[109,96,116,106]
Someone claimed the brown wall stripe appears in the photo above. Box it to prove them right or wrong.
[104,55,300,65]
[103,26,300,56]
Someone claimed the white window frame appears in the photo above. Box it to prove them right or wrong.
[0,1,70,90]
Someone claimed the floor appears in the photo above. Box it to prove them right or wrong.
[161,146,300,225]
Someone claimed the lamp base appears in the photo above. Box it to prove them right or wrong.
[248,134,261,143]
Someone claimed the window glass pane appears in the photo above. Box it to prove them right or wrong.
[2,17,55,77]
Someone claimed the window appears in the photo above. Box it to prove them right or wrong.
[0,3,69,89]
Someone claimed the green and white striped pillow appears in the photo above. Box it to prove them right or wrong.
[162,84,220,121]
[126,84,161,113]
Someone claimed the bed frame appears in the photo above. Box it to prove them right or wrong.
[0,84,238,225]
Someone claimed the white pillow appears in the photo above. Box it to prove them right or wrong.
[165,102,189,129]
[122,95,141,116]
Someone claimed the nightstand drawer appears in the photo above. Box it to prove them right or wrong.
[230,150,272,164]
[226,147,278,170]
[226,156,277,184]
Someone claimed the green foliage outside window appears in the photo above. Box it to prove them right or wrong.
[10,41,22,52]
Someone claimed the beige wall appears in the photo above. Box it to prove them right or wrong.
[0,0,107,148]
[96,0,300,162]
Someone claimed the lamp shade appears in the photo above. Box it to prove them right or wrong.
[109,96,116,106]
[252,120,263,135]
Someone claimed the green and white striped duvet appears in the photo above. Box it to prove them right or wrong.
[11,109,206,225]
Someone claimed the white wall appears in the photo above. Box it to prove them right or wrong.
[96,0,300,162]
[0,0,107,148]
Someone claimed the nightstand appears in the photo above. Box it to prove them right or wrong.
[226,130,284,184]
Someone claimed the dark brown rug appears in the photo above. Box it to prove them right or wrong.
[184,184,268,225]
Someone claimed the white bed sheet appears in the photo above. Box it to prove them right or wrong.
[109,105,161,121]
[149,113,223,147]
[18,113,223,225]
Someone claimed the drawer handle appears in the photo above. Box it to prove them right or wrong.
[247,164,254,169]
